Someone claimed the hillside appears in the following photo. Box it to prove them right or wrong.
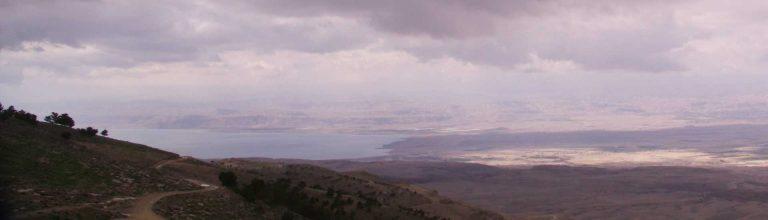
[0,116,202,219]
[264,159,768,219]
[0,113,501,219]
[216,159,503,220]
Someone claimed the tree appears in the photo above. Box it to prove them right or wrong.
[44,112,59,123]
[251,178,266,197]
[0,105,36,124]
[45,112,75,127]
[14,110,37,125]
[57,113,75,127]
[219,171,238,188]
[0,106,15,121]
[101,129,109,136]
[77,127,99,137]
[5,106,15,114]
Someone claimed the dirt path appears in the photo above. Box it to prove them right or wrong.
[124,157,219,220]
[153,156,191,169]
[14,157,218,220]
[124,181,218,220]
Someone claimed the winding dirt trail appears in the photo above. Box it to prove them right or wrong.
[123,157,220,220]
[124,181,218,220]
[153,156,191,169]
[13,157,219,219]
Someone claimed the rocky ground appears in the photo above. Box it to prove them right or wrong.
[153,189,283,219]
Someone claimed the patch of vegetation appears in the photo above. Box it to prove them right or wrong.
[220,172,352,219]
[219,171,238,188]
[216,171,449,220]
[0,101,180,201]
[0,121,111,189]
[0,103,38,125]
[44,112,75,127]
[77,127,99,137]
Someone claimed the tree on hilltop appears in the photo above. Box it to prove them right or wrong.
[0,105,15,121]
[45,112,75,127]
[77,127,99,136]
[44,112,58,123]
[14,110,37,125]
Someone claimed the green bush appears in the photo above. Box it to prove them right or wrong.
[45,112,75,127]
[77,127,99,137]
[218,171,238,188]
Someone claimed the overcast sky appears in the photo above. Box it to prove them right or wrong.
[3,0,768,129]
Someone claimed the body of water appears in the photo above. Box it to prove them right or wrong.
[110,129,407,160]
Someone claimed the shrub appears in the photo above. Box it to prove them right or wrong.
[101,129,108,136]
[61,132,72,140]
[219,171,238,188]
[14,110,37,125]
[0,105,15,121]
[0,105,36,124]
[252,178,266,197]
[77,127,99,137]
[281,212,295,220]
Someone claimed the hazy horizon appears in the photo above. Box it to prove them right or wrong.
[4,0,768,132]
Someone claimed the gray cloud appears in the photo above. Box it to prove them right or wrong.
[0,0,704,73]
[4,0,768,131]
[0,0,373,69]
[248,0,693,72]
[247,0,545,39]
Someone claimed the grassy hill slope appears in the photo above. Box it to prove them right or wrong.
[0,117,200,219]
[0,115,502,220]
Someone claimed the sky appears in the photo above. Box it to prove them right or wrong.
[3,0,768,131]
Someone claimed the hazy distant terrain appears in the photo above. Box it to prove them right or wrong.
[333,162,768,219]
[243,158,768,219]
[42,95,768,134]
[384,124,768,167]
[107,123,768,167]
